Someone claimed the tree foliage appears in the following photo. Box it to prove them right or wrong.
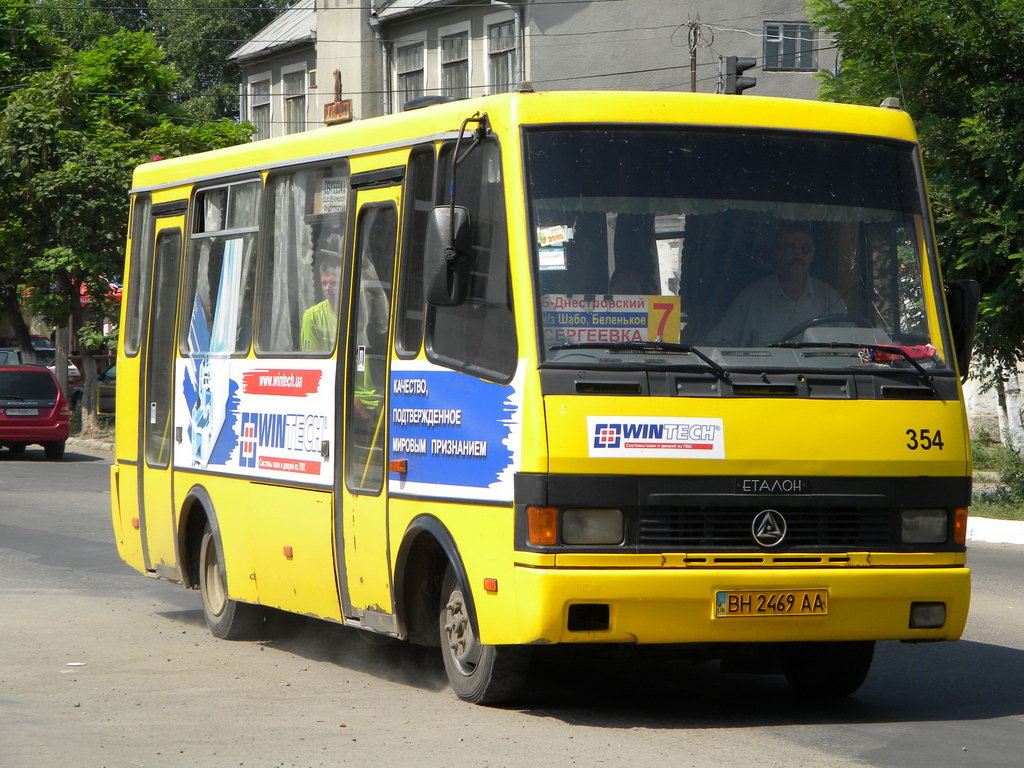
[809,0,1024,368]
[0,28,252,428]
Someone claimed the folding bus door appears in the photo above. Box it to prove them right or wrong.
[137,217,184,578]
[338,182,401,632]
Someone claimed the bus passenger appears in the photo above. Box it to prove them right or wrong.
[300,244,342,353]
[706,224,846,346]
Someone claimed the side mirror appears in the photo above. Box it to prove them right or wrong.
[423,206,471,306]
[945,279,980,382]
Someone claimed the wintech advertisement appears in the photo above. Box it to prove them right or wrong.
[174,358,336,485]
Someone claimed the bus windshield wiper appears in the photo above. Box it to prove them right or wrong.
[549,341,730,381]
[768,341,935,388]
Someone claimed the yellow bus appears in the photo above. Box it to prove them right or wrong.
[111,90,980,703]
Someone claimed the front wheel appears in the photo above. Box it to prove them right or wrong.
[199,524,268,640]
[439,566,529,704]
[781,640,874,698]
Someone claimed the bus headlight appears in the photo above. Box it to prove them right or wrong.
[901,509,948,544]
[562,509,623,545]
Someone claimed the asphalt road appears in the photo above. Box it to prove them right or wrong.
[1,442,1022,768]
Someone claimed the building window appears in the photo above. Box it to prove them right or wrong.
[763,22,816,71]
[250,78,271,139]
[488,20,516,94]
[441,31,469,99]
[396,43,425,106]
[283,70,306,134]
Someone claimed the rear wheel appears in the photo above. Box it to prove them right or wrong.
[781,640,874,698]
[199,524,268,640]
[43,441,65,461]
[439,566,529,704]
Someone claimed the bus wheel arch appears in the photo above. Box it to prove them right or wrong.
[394,514,529,704]
[394,516,467,647]
[179,484,267,640]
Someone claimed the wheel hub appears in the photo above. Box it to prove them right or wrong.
[443,587,480,675]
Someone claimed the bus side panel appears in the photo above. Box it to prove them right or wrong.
[245,483,341,620]
[110,463,145,574]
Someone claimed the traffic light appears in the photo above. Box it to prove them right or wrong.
[724,56,757,95]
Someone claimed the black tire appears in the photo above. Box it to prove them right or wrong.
[199,524,268,640]
[43,441,65,461]
[7,443,26,455]
[439,566,529,704]
[781,640,874,698]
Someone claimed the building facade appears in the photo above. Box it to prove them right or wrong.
[233,0,838,134]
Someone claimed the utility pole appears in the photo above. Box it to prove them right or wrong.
[688,20,699,92]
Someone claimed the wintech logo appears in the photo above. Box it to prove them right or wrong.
[587,417,725,459]
[593,424,622,449]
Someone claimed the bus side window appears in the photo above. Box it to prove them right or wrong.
[124,193,153,357]
[395,145,435,357]
[426,140,517,381]
[182,181,260,356]
[257,162,350,355]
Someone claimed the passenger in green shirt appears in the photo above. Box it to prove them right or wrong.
[300,261,341,353]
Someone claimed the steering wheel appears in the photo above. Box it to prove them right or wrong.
[779,313,873,343]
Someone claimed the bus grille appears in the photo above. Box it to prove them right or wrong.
[637,508,893,550]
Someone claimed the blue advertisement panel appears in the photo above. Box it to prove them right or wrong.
[388,360,523,502]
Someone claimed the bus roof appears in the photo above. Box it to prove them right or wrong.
[131,90,917,193]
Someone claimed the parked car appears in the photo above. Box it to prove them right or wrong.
[96,364,116,415]
[0,334,54,352]
[0,365,71,459]
[0,347,82,406]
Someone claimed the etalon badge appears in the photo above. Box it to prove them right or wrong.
[752,509,787,547]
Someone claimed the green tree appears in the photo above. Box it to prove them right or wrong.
[0,29,252,431]
[809,0,1024,369]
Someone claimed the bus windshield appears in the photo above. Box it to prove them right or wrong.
[526,127,950,374]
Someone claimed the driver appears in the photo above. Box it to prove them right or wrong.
[706,224,846,346]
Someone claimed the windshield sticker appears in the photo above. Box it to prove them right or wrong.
[588,416,725,459]
[542,294,681,344]
[538,247,567,271]
[537,224,573,247]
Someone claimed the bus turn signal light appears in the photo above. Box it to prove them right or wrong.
[483,578,498,593]
[953,508,968,545]
[527,506,558,546]
[389,459,408,474]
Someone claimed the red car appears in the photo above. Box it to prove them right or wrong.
[0,365,71,460]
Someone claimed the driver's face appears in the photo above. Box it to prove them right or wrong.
[773,230,815,280]
[320,268,340,309]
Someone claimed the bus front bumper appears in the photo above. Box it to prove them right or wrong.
[491,563,970,646]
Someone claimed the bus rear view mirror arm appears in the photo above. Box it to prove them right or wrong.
[424,205,471,306]
[945,279,980,382]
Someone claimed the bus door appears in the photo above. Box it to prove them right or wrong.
[339,183,401,629]
[138,215,184,578]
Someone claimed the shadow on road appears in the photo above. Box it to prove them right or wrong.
[515,638,1024,728]
[0,448,105,463]
[159,608,448,693]
[156,603,1024,727]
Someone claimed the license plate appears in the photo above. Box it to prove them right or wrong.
[5,408,38,416]
[715,589,828,618]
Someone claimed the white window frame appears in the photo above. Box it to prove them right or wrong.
[393,33,428,111]
[762,21,817,72]
[280,62,308,135]
[437,20,472,100]
[483,11,516,95]
[247,70,272,140]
